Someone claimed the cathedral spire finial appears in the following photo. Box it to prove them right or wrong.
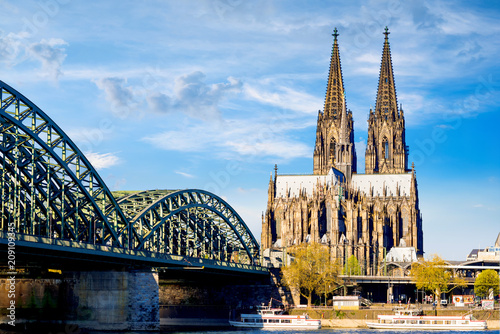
[384,26,390,40]
[333,27,339,41]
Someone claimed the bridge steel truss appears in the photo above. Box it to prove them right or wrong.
[0,80,261,269]
[117,190,259,263]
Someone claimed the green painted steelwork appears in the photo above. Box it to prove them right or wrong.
[0,80,262,270]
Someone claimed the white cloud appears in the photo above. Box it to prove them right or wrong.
[355,53,380,64]
[94,77,138,119]
[175,171,195,178]
[0,32,25,65]
[28,38,68,80]
[143,116,312,161]
[169,71,242,120]
[94,71,241,121]
[85,152,121,170]
[243,82,322,114]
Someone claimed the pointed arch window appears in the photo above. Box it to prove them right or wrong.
[382,138,389,160]
[330,138,336,165]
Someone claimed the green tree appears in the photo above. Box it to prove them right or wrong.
[474,269,500,298]
[411,254,466,306]
[342,255,363,275]
[281,243,341,306]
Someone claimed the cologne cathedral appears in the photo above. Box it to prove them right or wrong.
[261,28,423,275]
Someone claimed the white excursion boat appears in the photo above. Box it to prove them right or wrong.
[366,307,487,330]
[229,305,321,329]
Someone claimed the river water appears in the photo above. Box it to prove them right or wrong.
[163,328,497,334]
[88,330,495,334]
[95,330,495,334]
[0,329,497,334]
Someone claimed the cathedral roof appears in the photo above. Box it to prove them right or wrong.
[385,246,418,263]
[275,168,343,198]
[352,173,412,197]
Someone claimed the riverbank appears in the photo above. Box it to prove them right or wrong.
[158,306,500,330]
[3,306,499,331]
[289,306,499,319]
[318,319,499,329]
[289,306,500,330]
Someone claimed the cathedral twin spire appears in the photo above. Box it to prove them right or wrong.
[366,26,408,174]
[314,27,408,178]
[313,28,356,178]
[323,28,345,120]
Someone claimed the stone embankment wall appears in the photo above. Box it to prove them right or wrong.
[0,270,159,331]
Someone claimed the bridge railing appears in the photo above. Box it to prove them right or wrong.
[1,231,268,274]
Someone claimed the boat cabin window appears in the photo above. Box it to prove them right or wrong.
[281,319,291,324]
[268,319,279,323]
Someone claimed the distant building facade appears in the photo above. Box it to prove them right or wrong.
[262,28,423,275]
[467,232,500,262]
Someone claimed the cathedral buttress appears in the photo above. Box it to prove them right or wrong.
[365,27,408,174]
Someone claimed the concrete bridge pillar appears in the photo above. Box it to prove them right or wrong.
[0,269,159,331]
[71,270,159,331]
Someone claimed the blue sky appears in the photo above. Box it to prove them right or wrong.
[1,0,499,261]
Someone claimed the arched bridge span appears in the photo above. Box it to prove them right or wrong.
[0,80,262,272]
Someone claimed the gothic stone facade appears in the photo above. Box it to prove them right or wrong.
[262,28,423,275]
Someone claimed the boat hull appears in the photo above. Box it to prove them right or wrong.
[366,321,487,330]
[229,320,321,329]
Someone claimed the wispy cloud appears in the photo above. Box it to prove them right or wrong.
[147,71,242,120]
[94,71,242,121]
[85,152,121,170]
[94,77,138,118]
[175,171,195,178]
[142,116,312,161]
[28,38,68,80]
[0,31,26,66]
[243,81,322,114]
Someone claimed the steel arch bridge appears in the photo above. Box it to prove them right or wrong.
[0,80,261,272]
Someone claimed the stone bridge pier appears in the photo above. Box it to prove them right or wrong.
[0,270,160,331]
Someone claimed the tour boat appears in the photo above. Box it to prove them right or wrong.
[366,307,487,330]
[229,305,321,329]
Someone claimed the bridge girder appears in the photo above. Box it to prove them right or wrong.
[0,80,129,247]
[117,189,260,263]
[0,80,261,267]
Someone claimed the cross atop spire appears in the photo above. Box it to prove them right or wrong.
[332,27,339,41]
[384,26,390,39]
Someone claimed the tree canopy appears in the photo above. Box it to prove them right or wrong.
[343,255,363,275]
[411,254,466,305]
[281,243,341,306]
[474,269,500,298]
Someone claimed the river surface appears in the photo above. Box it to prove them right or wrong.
[86,330,497,334]
[87,330,495,334]
[0,329,497,334]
